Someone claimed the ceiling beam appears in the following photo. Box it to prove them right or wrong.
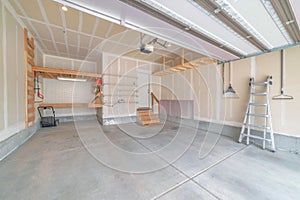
[118,0,243,58]
[270,0,300,43]
[193,0,268,51]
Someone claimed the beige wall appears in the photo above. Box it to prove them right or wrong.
[0,4,43,141]
[0,0,4,131]
[161,45,300,137]
[1,5,25,137]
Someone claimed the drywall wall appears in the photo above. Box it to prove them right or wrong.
[0,3,42,142]
[0,0,4,131]
[160,45,300,137]
[101,53,161,120]
[0,6,26,137]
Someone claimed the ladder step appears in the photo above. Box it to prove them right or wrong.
[249,103,267,107]
[247,113,269,118]
[244,123,271,130]
[252,82,269,86]
[251,92,267,96]
[241,134,272,141]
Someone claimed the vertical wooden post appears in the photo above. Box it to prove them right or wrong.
[24,28,35,128]
[181,48,185,66]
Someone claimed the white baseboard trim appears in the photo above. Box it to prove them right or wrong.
[0,122,25,142]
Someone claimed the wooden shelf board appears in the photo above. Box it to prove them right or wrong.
[152,57,217,76]
[39,103,102,108]
[32,66,102,80]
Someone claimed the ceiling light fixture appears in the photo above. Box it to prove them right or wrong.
[57,77,87,82]
[223,62,239,98]
[61,5,68,12]
[140,0,247,55]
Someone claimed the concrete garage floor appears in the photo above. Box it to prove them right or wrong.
[0,120,300,200]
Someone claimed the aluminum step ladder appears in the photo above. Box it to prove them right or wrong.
[239,76,275,151]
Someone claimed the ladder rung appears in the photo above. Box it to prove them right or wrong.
[249,103,267,107]
[252,82,269,86]
[244,123,270,130]
[241,134,272,141]
[251,92,267,96]
[247,113,269,118]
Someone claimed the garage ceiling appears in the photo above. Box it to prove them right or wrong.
[50,0,300,62]
[6,0,300,63]
[6,0,206,63]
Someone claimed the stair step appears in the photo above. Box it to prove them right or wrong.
[143,119,160,125]
[137,107,151,111]
[139,111,154,116]
[247,113,269,118]
[140,115,157,120]
[249,103,267,107]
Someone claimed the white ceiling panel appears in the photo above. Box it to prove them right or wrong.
[9,0,300,63]
[290,0,300,28]
[155,0,258,54]
[226,0,288,48]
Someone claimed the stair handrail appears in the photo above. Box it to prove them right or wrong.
[151,92,160,118]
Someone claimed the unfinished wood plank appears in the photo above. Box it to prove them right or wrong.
[32,66,102,79]
[28,99,35,105]
[28,57,35,66]
[28,89,34,95]
[27,48,34,58]
[152,56,218,76]
[27,38,34,50]
[39,103,101,108]
[27,80,34,87]
[28,115,35,123]
[28,107,35,113]
[88,103,102,108]
[28,71,34,78]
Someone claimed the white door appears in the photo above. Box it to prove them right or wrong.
[137,70,150,108]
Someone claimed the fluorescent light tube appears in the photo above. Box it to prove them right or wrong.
[57,77,87,82]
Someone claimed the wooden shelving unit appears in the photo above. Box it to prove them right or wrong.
[39,103,102,108]
[24,28,35,128]
[32,66,103,109]
[152,49,217,76]
[32,66,102,80]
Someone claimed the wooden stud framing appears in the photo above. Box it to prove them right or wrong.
[24,28,35,128]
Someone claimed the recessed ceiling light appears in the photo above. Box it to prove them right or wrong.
[62,5,68,12]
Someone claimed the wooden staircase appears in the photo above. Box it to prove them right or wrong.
[137,107,160,125]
